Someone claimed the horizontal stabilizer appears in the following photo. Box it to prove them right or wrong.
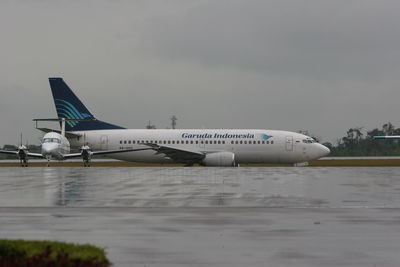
[35,128,81,138]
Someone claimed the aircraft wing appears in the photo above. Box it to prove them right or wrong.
[62,147,153,159]
[0,150,43,158]
[26,153,45,158]
[144,144,205,165]
[373,136,400,139]
[0,150,19,156]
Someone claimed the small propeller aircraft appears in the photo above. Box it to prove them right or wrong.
[0,134,43,167]
[0,118,150,167]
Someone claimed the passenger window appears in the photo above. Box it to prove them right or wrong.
[222,141,225,144]
[244,141,247,144]
[168,140,171,144]
[191,141,193,144]
[235,141,239,144]
[172,141,175,144]
[271,141,274,144]
[201,141,204,144]
[186,140,189,144]
[124,140,127,144]
[257,141,260,144]
[262,141,265,144]
[218,140,221,144]
[133,141,136,144]
[128,141,131,144]
[240,141,243,144]
[120,140,122,144]
[196,141,198,144]
[231,141,234,144]
[205,140,208,144]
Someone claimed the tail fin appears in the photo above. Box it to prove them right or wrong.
[49,78,125,131]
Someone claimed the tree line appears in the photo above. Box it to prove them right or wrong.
[322,122,400,156]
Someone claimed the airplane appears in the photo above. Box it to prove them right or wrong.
[0,134,42,167]
[30,77,330,167]
[0,119,148,167]
[373,136,400,139]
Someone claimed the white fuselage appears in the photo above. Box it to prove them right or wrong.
[41,132,70,160]
[68,129,329,164]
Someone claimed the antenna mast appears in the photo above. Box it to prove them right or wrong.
[171,115,177,129]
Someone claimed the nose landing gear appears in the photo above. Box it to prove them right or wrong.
[46,155,52,167]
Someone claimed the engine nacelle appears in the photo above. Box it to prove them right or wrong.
[201,152,236,167]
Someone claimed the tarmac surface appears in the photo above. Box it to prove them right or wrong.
[1,167,400,266]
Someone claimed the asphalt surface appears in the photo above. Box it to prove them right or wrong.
[1,167,400,266]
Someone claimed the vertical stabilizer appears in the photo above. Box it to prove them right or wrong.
[49,78,125,131]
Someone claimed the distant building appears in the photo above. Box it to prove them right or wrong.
[146,121,156,129]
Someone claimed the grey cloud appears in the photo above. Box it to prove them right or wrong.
[1,1,400,145]
[139,1,400,80]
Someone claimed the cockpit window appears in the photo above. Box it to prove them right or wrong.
[43,138,61,143]
[302,138,316,144]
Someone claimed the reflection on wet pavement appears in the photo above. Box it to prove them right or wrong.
[1,167,400,266]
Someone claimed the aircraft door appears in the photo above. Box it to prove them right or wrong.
[285,136,293,151]
[199,138,205,149]
[100,135,109,150]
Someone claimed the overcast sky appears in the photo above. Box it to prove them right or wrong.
[1,0,400,146]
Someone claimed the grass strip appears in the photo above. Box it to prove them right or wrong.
[0,239,110,266]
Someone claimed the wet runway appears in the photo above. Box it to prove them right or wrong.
[1,167,400,266]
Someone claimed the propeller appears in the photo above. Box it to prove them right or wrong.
[17,133,28,167]
[80,133,92,167]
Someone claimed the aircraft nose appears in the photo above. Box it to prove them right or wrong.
[318,144,330,158]
[42,143,57,155]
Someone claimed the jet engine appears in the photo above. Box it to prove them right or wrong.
[201,152,236,167]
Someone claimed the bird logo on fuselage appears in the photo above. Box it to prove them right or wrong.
[261,134,273,140]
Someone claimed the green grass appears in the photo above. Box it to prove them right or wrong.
[0,239,109,265]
